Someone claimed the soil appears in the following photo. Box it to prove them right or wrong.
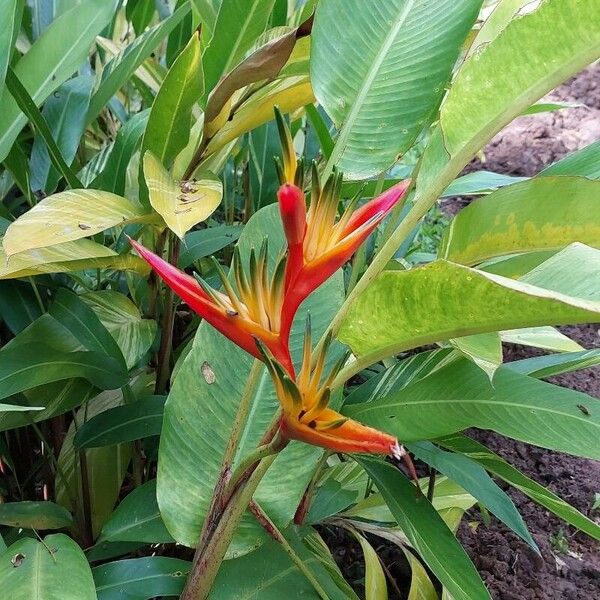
[326,67,600,598]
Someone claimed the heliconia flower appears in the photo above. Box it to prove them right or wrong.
[277,169,411,342]
[256,321,403,457]
[129,237,294,375]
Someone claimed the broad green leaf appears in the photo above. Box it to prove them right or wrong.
[353,531,388,600]
[0,0,24,94]
[0,344,127,401]
[127,0,157,35]
[0,279,43,334]
[29,75,93,194]
[0,534,96,600]
[202,0,276,93]
[57,389,133,538]
[440,0,600,159]
[157,204,344,553]
[306,479,358,524]
[439,434,600,542]
[338,260,600,366]
[479,250,557,279]
[439,177,600,265]
[204,76,314,158]
[345,359,600,460]
[74,396,165,448]
[0,0,117,161]
[143,152,222,238]
[500,326,583,353]
[522,101,583,115]
[93,557,191,600]
[211,527,356,599]
[92,110,149,195]
[81,291,157,370]
[0,403,43,412]
[49,289,127,373]
[450,332,502,379]
[2,189,151,256]
[312,0,482,179]
[355,457,489,600]
[99,480,173,544]
[142,32,203,168]
[505,349,600,379]
[86,540,147,563]
[86,2,192,124]
[248,119,283,209]
[179,224,243,267]
[541,139,600,179]
[520,243,600,301]
[407,441,536,551]
[442,171,527,197]
[0,501,72,530]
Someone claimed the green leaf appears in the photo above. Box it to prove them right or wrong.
[2,189,151,256]
[0,0,24,93]
[407,441,537,551]
[142,31,203,169]
[500,326,583,353]
[440,0,600,159]
[0,279,44,334]
[99,480,173,544]
[86,2,192,124]
[211,527,356,599]
[179,224,243,267]
[49,288,127,372]
[81,291,157,370]
[541,139,600,179]
[0,344,127,401]
[0,501,73,530]
[0,534,96,600]
[450,332,502,379]
[74,396,165,449]
[4,66,83,189]
[312,0,482,179]
[355,457,489,600]
[157,203,344,553]
[306,479,358,524]
[345,359,600,460]
[439,177,600,265]
[202,0,276,93]
[56,389,133,538]
[442,170,527,197]
[30,76,93,194]
[439,434,600,542]
[352,531,388,600]
[505,349,600,379]
[338,260,600,366]
[143,152,222,238]
[0,0,117,162]
[93,557,191,600]
[92,110,149,195]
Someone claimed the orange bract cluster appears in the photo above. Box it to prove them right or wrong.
[130,110,410,455]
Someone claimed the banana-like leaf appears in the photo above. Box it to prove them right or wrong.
[157,204,344,553]
[450,332,502,379]
[352,531,388,600]
[202,0,276,93]
[344,359,600,460]
[506,348,600,379]
[500,326,583,353]
[56,389,133,539]
[143,152,222,238]
[440,177,600,265]
[0,0,23,92]
[0,534,96,600]
[0,0,117,161]
[204,76,314,158]
[402,547,438,600]
[355,457,489,600]
[311,0,482,179]
[0,501,73,530]
[2,189,151,256]
[141,32,203,169]
[339,260,600,365]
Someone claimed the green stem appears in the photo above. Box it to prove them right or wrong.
[181,455,278,600]
[155,235,180,395]
[249,500,330,600]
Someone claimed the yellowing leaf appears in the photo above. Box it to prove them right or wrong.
[204,76,314,158]
[143,152,222,239]
[2,189,151,256]
[352,531,388,600]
